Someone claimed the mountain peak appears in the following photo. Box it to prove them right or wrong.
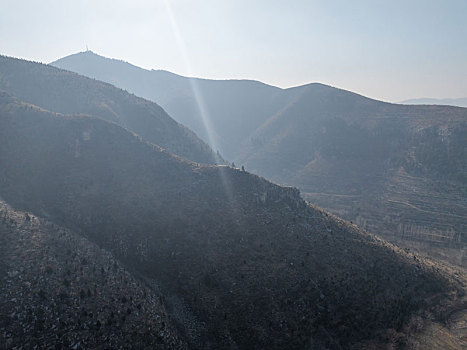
[51,50,146,73]
[54,49,102,60]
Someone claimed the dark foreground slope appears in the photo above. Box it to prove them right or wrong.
[0,93,465,349]
[0,55,218,164]
[52,52,467,262]
[0,202,186,349]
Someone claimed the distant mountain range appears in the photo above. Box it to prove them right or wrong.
[1,56,466,348]
[0,55,219,165]
[52,50,293,161]
[401,97,467,108]
[52,51,467,262]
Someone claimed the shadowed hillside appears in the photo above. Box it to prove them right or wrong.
[0,91,465,349]
[0,55,219,165]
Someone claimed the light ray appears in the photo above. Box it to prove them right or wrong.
[162,1,217,152]
[162,0,236,204]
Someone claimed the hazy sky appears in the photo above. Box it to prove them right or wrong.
[1,0,466,102]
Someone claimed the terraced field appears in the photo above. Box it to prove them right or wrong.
[304,167,466,267]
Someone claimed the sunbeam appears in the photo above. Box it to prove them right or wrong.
[162,0,236,204]
[162,0,217,154]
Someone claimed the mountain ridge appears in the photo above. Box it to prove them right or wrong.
[52,50,286,89]
[51,51,301,159]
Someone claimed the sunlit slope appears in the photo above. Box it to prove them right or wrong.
[0,55,218,164]
[0,92,464,349]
